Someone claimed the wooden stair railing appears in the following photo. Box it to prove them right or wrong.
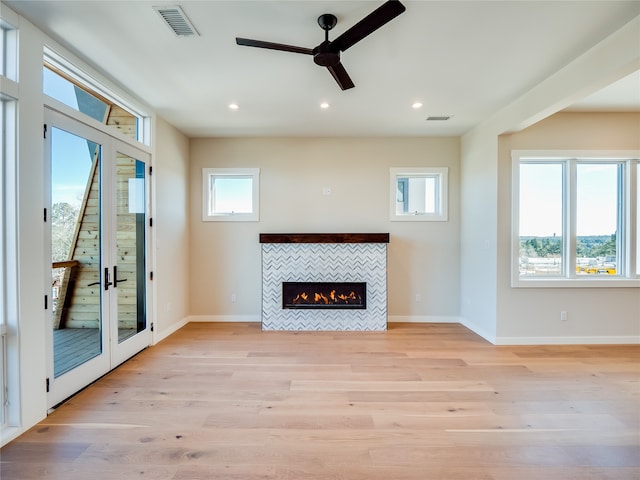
[52,260,79,330]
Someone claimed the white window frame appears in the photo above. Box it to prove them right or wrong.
[0,16,17,82]
[43,47,151,147]
[389,167,448,221]
[511,150,639,288]
[202,168,260,222]
[0,97,9,431]
[1,7,19,441]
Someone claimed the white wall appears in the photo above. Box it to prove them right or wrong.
[188,137,461,323]
[496,112,640,343]
[12,12,49,442]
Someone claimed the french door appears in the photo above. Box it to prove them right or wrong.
[45,108,151,407]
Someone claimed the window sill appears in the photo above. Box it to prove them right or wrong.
[512,277,640,288]
[390,214,448,222]
[202,214,259,222]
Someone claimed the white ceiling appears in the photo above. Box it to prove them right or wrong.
[4,0,640,137]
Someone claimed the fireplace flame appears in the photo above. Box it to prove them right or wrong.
[292,290,359,305]
[284,282,366,309]
[314,292,328,304]
[292,292,308,303]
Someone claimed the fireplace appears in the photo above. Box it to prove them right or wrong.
[260,233,388,331]
[283,282,366,310]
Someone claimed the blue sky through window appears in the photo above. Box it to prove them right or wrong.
[520,162,618,237]
[213,177,252,214]
[51,127,94,208]
[45,67,106,207]
[576,164,618,236]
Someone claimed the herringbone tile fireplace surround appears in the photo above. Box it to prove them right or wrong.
[260,233,388,331]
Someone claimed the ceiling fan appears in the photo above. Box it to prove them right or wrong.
[235,0,406,91]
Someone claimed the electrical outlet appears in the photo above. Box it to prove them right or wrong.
[560,311,568,321]
[415,294,421,303]
[231,294,237,303]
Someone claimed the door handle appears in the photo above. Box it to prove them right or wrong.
[113,266,128,288]
[104,267,113,291]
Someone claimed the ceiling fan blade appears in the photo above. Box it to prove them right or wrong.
[331,0,406,52]
[236,37,313,55]
[327,62,355,90]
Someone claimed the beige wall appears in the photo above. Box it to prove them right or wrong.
[461,17,639,344]
[189,137,461,322]
[497,112,640,342]
[459,126,499,341]
[154,116,191,338]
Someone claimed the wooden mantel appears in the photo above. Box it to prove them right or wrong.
[259,233,389,244]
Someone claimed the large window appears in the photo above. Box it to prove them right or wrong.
[1,12,18,434]
[0,97,9,429]
[512,151,639,287]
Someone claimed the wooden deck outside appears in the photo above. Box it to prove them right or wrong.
[4,322,639,479]
[53,328,136,377]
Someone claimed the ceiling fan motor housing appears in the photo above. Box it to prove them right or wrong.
[313,41,340,67]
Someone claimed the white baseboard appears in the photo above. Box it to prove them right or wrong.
[1,426,23,448]
[459,317,497,344]
[189,315,460,324]
[169,316,639,346]
[495,335,640,345]
[388,315,460,324]
[153,317,189,344]
[187,315,261,323]
[455,317,640,346]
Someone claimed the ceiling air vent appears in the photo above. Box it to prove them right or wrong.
[154,5,199,37]
[426,116,451,121]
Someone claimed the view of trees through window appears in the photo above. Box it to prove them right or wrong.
[518,160,620,277]
[519,234,617,275]
[51,202,80,263]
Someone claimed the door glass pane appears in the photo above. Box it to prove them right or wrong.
[519,163,564,276]
[116,154,146,343]
[576,163,620,276]
[51,127,102,377]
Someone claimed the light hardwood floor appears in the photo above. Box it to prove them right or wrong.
[2,322,639,479]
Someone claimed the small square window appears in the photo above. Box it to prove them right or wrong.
[202,168,260,222]
[390,167,448,221]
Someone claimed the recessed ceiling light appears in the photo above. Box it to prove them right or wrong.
[320,102,330,109]
[412,102,423,109]
[228,103,239,110]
